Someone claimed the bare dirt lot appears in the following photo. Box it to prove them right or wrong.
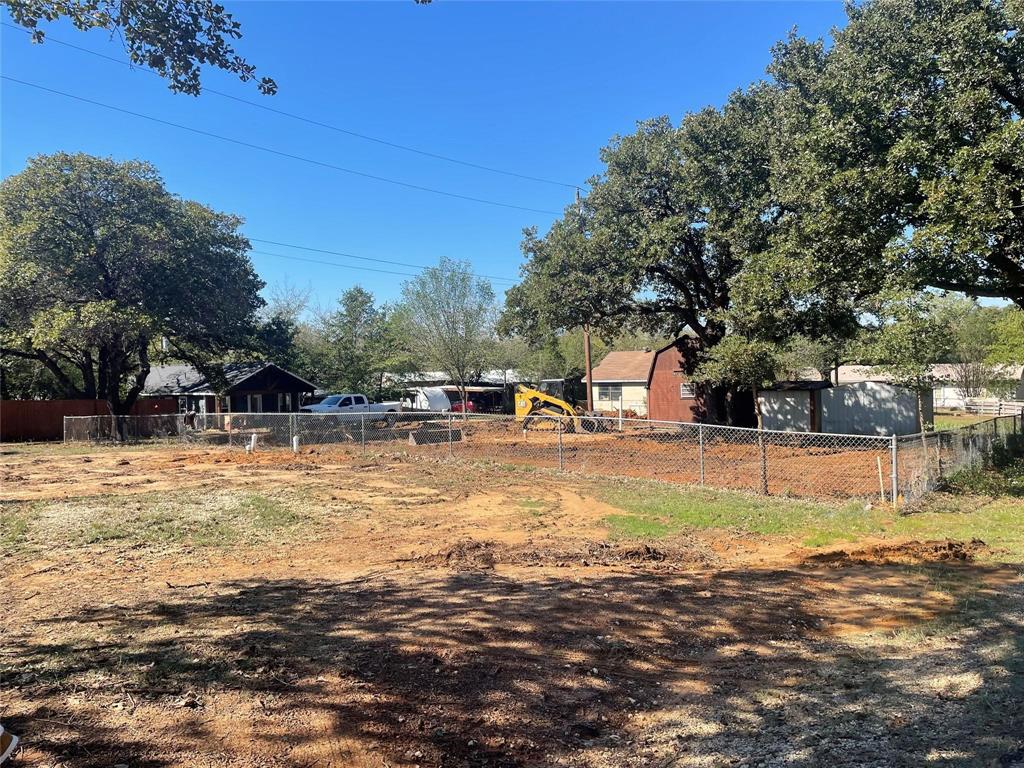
[2,445,1023,767]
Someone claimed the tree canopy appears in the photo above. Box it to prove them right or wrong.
[506,0,1023,418]
[987,307,1024,365]
[0,152,264,412]
[741,0,1024,327]
[505,90,778,349]
[2,0,276,95]
[399,257,497,406]
[302,286,413,397]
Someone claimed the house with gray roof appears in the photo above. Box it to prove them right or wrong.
[141,362,316,413]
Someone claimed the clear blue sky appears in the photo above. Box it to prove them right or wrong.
[1,1,848,311]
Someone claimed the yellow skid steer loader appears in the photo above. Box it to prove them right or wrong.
[514,382,603,433]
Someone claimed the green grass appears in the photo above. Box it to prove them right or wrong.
[933,412,993,431]
[890,497,1024,558]
[599,481,882,547]
[516,498,549,517]
[0,503,35,551]
[0,442,157,457]
[516,498,547,510]
[3,490,306,553]
[597,471,1024,561]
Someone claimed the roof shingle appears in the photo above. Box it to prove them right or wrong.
[591,350,655,383]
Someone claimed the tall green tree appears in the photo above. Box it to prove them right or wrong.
[2,0,276,95]
[505,92,779,421]
[0,152,264,414]
[751,0,1024,319]
[243,280,313,374]
[929,295,1003,398]
[692,336,782,492]
[692,337,782,431]
[400,257,497,409]
[307,286,408,397]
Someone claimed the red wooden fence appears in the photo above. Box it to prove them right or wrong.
[0,398,178,442]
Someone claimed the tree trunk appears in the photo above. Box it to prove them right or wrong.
[81,351,97,399]
[103,341,151,447]
[918,388,931,483]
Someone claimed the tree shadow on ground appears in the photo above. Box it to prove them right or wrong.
[5,563,1023,767]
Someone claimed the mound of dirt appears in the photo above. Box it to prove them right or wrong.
[803,539,988,567]
[414,538,716,570]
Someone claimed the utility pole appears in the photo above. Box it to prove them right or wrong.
[574,186,595,414]
[584,323,594,412]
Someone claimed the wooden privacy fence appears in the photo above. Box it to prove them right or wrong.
[0,398,177,442]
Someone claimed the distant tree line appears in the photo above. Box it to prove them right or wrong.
[3,149,1021,418]
[0,152,673,411]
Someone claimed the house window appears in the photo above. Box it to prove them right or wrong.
[597,384,622,401]
[679,383,695,399]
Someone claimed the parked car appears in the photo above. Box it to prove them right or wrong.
[450,399,477,413]
[300,393,402,415]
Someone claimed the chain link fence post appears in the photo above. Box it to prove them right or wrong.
[448,412,453,459]
[558,419,564,471]
[890,433,898,509]
[360,414,366,455]
[757,429,768,495]
[698,423,705,486]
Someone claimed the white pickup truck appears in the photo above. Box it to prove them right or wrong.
[300,393,403,415]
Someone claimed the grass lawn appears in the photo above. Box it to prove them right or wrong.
[933,411,995,430]
[598,458,1024,560]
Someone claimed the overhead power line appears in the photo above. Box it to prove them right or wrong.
[1,75,562,216]
[250,250,427,280]
[248,237,517,284]
[1,21,579,191]
[250,249,517,286]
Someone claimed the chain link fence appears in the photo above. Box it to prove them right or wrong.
[895,414,1022,500]
[63,411,1022,503]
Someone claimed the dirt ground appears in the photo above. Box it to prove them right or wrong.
[449,422,891,499]
[2,445,1023,768]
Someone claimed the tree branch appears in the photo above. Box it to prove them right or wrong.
[0,346,86,398]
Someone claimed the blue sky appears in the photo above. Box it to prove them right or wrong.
[1,1,848,311]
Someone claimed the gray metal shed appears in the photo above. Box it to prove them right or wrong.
[758,380,933,436]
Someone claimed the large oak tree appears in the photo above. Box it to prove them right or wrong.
[508,0,1022,420]
[744,0,1023,325]
[503,90,779,421]
[0,152,264,413]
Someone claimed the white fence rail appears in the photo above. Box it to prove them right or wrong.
[963,398,1024,416]
[64,411,1022,504]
